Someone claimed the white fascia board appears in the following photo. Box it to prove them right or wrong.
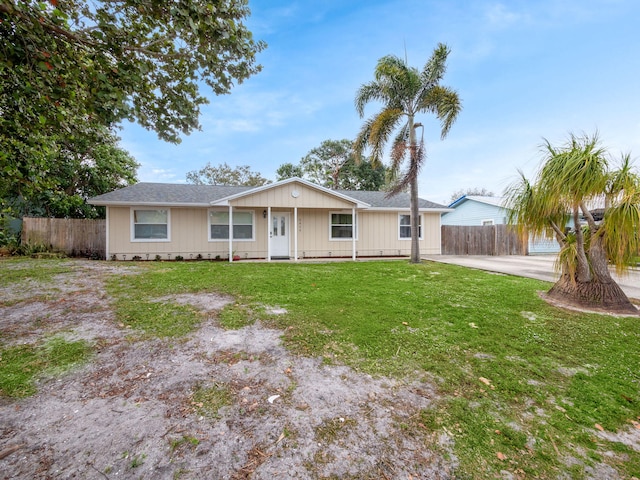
[89,201,211,207]
[367,207,454,213]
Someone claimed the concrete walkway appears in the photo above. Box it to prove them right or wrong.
[423,255,640,300]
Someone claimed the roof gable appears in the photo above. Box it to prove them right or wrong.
[210,178,370,208]
[448,195,506,209]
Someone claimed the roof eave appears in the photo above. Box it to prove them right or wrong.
[366,207,454,213]
[88,201,212,208]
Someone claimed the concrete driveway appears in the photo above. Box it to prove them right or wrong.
[423,254,640,300]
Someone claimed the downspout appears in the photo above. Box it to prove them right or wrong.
[228,205,233,263]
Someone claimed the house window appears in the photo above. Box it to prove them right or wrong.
[482,219,495,226]
[132,209,169,241]
[399,214,422,239]
[330,212,356,240]
[209,210,254,241]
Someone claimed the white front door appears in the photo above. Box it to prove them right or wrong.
[271,212,290,258]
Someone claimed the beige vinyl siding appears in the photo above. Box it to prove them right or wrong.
[107,206,270,260]
[230,182,355,209]
[294,210,442,258]
[106,206,442,260]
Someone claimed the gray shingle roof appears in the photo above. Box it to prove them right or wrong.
[89,182,449,210]
[89,183,252,206]
[336,189,446,209]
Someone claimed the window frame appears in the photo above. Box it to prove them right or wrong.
[398,213,423,240]
[329,211,358,241]
[481,219,495,226]
[208,209,255,242]
[130,208,171,242]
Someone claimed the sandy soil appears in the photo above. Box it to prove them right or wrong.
[0,260,454,479]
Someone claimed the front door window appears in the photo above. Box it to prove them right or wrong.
[271,212,290,257]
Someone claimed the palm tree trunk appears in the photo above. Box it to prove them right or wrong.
[549,233,638,314]
[408,115,421,263]
[410,175,420,263]
[572,204,591,282]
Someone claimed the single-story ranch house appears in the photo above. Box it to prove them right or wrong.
[89,178,452,261]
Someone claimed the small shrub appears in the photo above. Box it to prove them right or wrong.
[175,255,184,261]
[154,255,162,261]
[131,255,142,261]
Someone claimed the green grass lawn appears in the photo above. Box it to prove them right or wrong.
[105,259,640,478]
[2,258,639,478]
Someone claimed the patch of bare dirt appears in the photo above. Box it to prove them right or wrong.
[0,261,455,479]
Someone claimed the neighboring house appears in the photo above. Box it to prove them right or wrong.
[442,195,560,254]
[88,177,451,261]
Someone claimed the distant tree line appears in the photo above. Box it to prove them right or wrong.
[186,139,388,191]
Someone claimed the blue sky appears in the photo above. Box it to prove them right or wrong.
[118,0,640,205]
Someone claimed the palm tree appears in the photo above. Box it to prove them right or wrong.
[504,132,640,315]
[354,43,461,263]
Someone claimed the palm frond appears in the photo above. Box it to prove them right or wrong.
[555,231,578,279]
[503,170,569,246]
[540,132,608,201]
[355,82,385,118]
[367,108,404,165]
[602,187,640,272]
[419,85,462,139]
[387,140,425,196]
[353,117,375,162]
[420,43,449,87]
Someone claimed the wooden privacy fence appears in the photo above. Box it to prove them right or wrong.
[441,224,528,256]
[22,217,106,258]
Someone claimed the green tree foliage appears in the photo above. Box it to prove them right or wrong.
[1,127,138,219]
[337,157,387,191]
[301,139,353,189]
[276,139,387,191]
[355,44,462,263]
[504,132,640,314]
[1,0,265,144]
[1,0,265,218]
[275,163,305,181]
[186,162,270,186]
[449,187,495,204]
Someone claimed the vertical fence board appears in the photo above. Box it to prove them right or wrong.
[441,225,527,255]
[22,217,106,258]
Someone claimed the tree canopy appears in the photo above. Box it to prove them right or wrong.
[276,139,387,191]
[449,187,495,204]
[1,0,265,144]
[186,162,270,186]
[504,132,640,314]
[1,0,264,219]
[275,163,305,181]
[1,127,138,219]
[354,44,462,263]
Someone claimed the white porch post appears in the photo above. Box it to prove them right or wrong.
[267,206,271,262]
[105,207,110,260]
[228,205,233,263]
[352,207,356,260]
[294,207,298,261]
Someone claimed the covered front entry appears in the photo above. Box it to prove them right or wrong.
[270,212,290,258]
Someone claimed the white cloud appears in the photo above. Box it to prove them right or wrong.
[484,3,529,28]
